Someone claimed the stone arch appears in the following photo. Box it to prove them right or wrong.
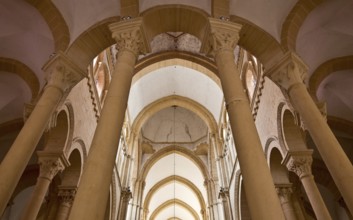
[44,110,69,152]
[134,51,219,83]
[308,56,353,99]
[264,136,286,163]
[269,147,290,185]
[56,102,75,154]
[67,138,87,165]
[278,102,307,151]
[66,17,120,71]
[149,199,200,220]
[139,145,209,181]
[0,57,39,101]
[26,0,70,51]
[132,95,218,137]
[281,0,325,51]
[61,149,82,187]
[143,175,207,214]
[229,15,285,69]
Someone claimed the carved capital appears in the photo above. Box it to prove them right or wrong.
[266,52,308,91]
[37,151,70,180]
[58,187,77,205]
[201,18,242,57]
[121,187,132,201]
[43,51,85,93]
[218,187,230,200]
[275,184,293,203]
[109,18,150,57]
[283,150,313,179]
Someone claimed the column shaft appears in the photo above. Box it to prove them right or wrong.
[276,186,297,220]
[0,53,83,214]
[301,175,331,220]
[0,86,62,213]
[20,177,51,220]
[56,203,71,220]
[68,50,136,220]
[68,18,148,219]
[215,49,285,220]
[289,83,353,214]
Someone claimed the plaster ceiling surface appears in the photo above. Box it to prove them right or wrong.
[0,0,54,86]
[52,0,120,44]
[128,65,223,124]
[296,0,353,74]
[317,70,353,122]
[148,183,201,219]
[142,107,208,143]
[230,0,296,41]
[0,73,31,124]
[143,154,206,203]
[140,0,211,14]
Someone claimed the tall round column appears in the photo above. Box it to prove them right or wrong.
[68,18,149,220]
[267,52,353,214]
[203,18,285,220]
[0,53,83,214]
[285,151,332,220]
[20,152,68,220]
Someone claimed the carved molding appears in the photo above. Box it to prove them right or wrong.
[283,150,313,179]
[43,51,85,93]
[265,52,308,91]
[109,18,150,57]
[202,18,242,57]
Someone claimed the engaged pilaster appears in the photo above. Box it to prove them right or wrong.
[275,184,297,220]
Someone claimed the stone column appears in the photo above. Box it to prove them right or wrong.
[218,187,233,220]
[267,51,353,214]
[0,52,84,214]
[202,18,285,220]
[20,152,69,220]
[68,18,149,220]
[56,187,77,220]
[284,151,332,220]
[118,187,132,220]
[275,184,297,220]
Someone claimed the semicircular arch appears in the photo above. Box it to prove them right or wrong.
[143,175,206,212]
[140,145,208,181]
[132,95,218,136]
[149,199,200,220]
